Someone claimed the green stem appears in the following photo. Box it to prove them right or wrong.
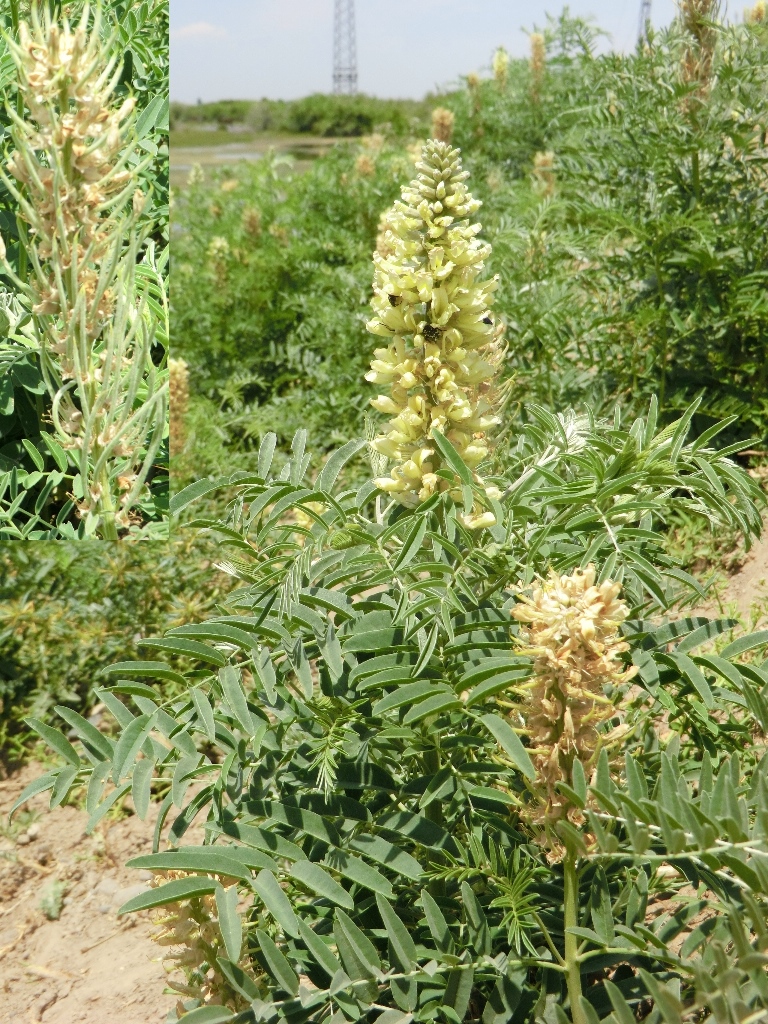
[691,149,700,204]
[95,464,119,541]
[654,250,668,412]
[563,852,586,1024]
[423,745,446,900]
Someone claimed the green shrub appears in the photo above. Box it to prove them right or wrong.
[18,141,768,1023]
[172,95,434,138]
[171,143,419,460]
[0,535,231,761]
[448,14,768,441]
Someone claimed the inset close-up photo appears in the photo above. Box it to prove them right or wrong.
[2,1,768,1023]
[0,0,168,540]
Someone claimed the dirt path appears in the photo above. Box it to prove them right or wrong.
[0,763,203,1024]
[697,518,768,624]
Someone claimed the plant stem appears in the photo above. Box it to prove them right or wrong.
[654,250,668,412]
[423,744,446,899]
[563,851,586,1024]
[96,465,119,541]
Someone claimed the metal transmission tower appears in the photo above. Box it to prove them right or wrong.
[333,0,358,95]
[638,0,652,41]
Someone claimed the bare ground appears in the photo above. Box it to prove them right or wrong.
[0,763,204,1024]
[698,521,768,624]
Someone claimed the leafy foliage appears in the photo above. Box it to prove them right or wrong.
[17,415,768,1020]
[449,15,768,440]
[0,535,230,761]
[171,143,418,465]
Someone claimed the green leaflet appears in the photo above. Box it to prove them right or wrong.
[218,665,255,734]
[255,928,299,995]
[290,860,354,908]
[139,637,226,667]
[479,714,536,779]
[247,800,341,846]
[102,661,186,685]
[25,717,80,768]
[116,876,219,915]
[215,885,242,963]
[254,869,300,937]
[127,848,254,883]
[347,834,424,881]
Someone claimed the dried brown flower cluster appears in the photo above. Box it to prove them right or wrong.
[512,565,636,840]
[679,0,718,102]
[355,153,376,176]
[530,32,545,101]
[747,0,766,20]
[4,4,137,366]
[431,107,455,143]
[465,72,482,120]
[366,140,505,526]
[241,206,263,238]
[150,872,252,1014]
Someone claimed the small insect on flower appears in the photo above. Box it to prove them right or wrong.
[366,140,507,527]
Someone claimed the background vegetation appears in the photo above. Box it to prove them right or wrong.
[170,95,434,138]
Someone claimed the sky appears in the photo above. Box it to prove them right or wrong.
[170,0,703,104]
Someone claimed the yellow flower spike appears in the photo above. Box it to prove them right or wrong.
[367,140,505,523]
[492,47,509,89]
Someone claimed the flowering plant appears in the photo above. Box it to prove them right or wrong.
[14,143,768,1023]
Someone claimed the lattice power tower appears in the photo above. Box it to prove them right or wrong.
[333,0,358,95]
[638,0,652,41]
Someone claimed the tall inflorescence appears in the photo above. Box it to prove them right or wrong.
[492,46,509,89]
[679,0,718,102]
[532,151,555,196]
[512,566,636,852]
[169,358,189,457]
[3,5,135,357]
[431,106,455,143]
[466,72,482,117]
[747,0,766,21]
[150,872,252,1013]
[366,141,505,529]
[0,3,167,537]
[530,32,545,102]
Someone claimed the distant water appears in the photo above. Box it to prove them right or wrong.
[170,137,338,187]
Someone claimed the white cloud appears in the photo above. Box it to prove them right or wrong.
[172,22,227,41]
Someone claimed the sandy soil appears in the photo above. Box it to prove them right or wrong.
[702,522,768,623]
[0,763,204,1024]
